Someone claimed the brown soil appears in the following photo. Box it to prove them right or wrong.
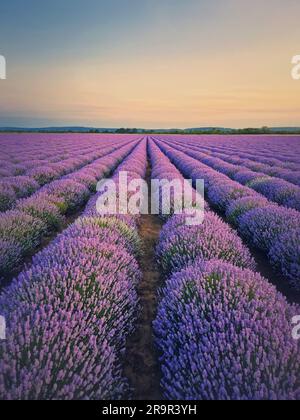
[123,164,164,400]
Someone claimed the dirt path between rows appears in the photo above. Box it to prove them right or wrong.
[123,164,164,400]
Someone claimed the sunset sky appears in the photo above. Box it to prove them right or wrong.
[0,0,300,128]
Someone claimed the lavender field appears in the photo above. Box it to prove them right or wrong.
[0,133,299,400]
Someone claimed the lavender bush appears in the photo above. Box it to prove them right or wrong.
[157,212,256,275]
[0,184,16,212]
[0,138,145,400]
[249,178,300,211]
[154,139,300,287]
[16,196,65,231]
[70,217,142,256]
[0,305,127,400]
[226,196,269,226]
[0,239,22,277]
[154,260,300,400]
[239,205,300,252]
[207,182,257,212]
[28,166,61,186]
[0,210,46,255]
[2,176,39,199]
[41,179,90,213]
[269,229,300,290]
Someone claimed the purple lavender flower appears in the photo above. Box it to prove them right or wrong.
[249,178,300,211]
[0,183,16,212]
[41,179,90,213]
[154,260,300,400]
[0,136,145,400]
[0,168,13,178]
[0,239,22,276]
[0,210,47,255]
[66,171,98,191]
[0,305,128,400]
[27,166,61,185]
[239,205,300,252]
[69,216,142,256]
[1,240,141,341]
[157,212,256,275]
[269,229,300,290]
[226,196,269,226]
[2,176,39,199]
[284,171,300,187]
[233,170,268,186]
[207,182,257,212]
[16,196,65,231]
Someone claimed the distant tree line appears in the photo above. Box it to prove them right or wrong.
[1,126,300,135]
[114,127,300,135]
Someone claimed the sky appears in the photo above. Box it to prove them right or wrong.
[0,0,300,128]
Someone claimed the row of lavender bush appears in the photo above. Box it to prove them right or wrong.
[170,135,300,169]
[0,134,110,200]
[0,140,138,281]
[162,136,300,186]
[0,133,140,179]
[148,140,256,273]
[160,138,300,210]
[199,146,300,186]
[0,136,136,212]
[208,137,300,167]
[154,139,300,290]
[0,139,148,400]
[149,140,300,400]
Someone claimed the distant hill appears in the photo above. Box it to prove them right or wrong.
[269,127,300,133]
[0,126,116,133]
[0,126,300,134]
[185,127,233,133]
